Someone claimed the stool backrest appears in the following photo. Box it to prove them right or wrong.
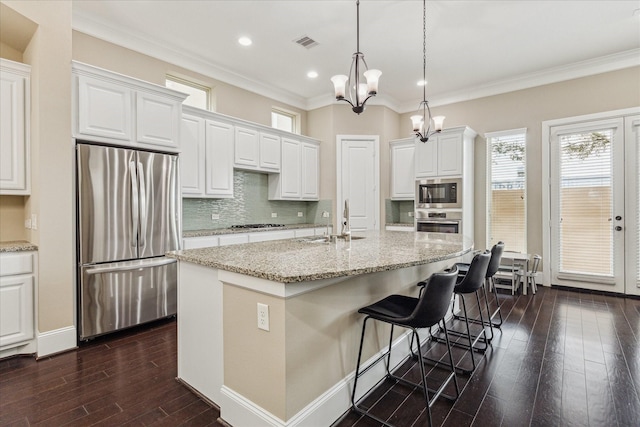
[486,241,505,279]
[455,252,491,294]
[408,267,458,328]
[529,254,541,275]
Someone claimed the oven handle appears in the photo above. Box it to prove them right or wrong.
[417,220,460,225]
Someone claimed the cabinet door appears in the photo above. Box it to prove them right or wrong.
[259,132,281,172]
[0,67,28,194]
[301,142,319,200]
[136,92,181,150]
[180,114,205,196]
[437,133,463,176]
[414,139,437,177]
[77,75,132,141]
[234,126,259,169]
[390,142,415,199]
[205,120,234,198]
[280,138,301,198]
[0,275,34,348]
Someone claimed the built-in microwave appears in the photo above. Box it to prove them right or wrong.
[416,178,462,209]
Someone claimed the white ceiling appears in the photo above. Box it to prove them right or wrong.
[72,0,640,113]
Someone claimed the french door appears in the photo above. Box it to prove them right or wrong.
[548,113,640,295]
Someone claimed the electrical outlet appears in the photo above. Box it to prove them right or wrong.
[31,214,37,230]
[322,211,330,218]
[271,212,277,218]
[24,218,31,229]
[211,213,220,220]
[257,303,270,331]
[408,212,414,217]
[297,211,303,217]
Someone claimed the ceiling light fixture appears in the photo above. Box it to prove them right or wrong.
[238,36,252,46]
[330,0,381,115]
[307,71,319,79]
[410,0,445,142]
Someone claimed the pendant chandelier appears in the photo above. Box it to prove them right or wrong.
[330,0,381,115]
[410,0,445,142]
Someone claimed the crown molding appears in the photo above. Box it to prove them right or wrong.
[396,49,640,113]
[73,10,639,115]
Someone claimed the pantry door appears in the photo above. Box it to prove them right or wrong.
[337,135,379,231]
[548,115,637,294]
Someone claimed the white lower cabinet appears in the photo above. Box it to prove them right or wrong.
[0,252,36,353]
[182,227,325,249]
[182,236,219,250]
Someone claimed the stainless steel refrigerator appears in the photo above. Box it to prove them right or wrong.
[76,143,180,341]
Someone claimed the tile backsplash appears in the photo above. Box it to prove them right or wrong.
[182,170,331,230]
[385,199,415,224]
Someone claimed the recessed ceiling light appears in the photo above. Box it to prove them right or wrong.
[417,79,427,86]
[238,37,252,46]
[307,71,318,79]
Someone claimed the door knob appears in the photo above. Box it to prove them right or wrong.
[615,226,623,231]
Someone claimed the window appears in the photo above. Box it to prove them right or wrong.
[486,129,527,252]
[166,75,210,110]
[272,108,298,133]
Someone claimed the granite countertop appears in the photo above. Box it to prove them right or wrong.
[169,230,472,283]
[183,223,328,238]
[0,241,38,253]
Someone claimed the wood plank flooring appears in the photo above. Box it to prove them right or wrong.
[1,286,638,426]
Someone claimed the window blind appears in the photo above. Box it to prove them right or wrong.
[486,130,526,252]
[557,129,614,277]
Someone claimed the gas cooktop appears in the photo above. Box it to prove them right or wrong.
[230,224,285,229]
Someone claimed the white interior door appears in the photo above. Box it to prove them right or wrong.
[337,135,379,231]
[549,118,626,293]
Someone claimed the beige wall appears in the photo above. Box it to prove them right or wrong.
[401,66,640,258]
[72,31,308,131]
[1,0,74,333]
[0,196,26,241]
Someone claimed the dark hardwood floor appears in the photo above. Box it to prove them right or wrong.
[1,286,638,426]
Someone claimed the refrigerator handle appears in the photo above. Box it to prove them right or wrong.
[129,161,139,248]
[137,161,147,248]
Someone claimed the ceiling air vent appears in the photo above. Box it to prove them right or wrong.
[294,35,318,49]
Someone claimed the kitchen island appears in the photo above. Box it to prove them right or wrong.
[168,230,473,427]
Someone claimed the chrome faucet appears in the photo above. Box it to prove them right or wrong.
[341,199,351,241]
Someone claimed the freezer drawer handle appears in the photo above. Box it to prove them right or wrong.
[129,161,139,248]
[137,161,147,248]
[85,258,176,275]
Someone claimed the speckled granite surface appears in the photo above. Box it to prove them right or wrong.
[183,223,327,238]
[169,230,472,283]
[0,241,38,252]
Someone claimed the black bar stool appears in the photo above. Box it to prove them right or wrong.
[426,252,490,374]
[454,242,505,335]
[351,267,459,427]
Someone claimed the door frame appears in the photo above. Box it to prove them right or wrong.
[542,107,640,292]
[336,135,380,231]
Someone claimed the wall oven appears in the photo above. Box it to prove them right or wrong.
[416,178,462,209]
[416,211,462,234]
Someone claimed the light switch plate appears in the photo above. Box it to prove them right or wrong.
[298,212,303,217]
[271,212,277,218]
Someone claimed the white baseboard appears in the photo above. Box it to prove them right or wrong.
[37,326,77,358]
[219,329,429,427]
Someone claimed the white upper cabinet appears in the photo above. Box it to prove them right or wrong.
[414,127,475,178]
[0,59,30,195]
[234,126,259,169]
[259,132,281,172]
[268,137,319,200]
[180,113,206,196]
[181,107,234,198]
[233,126,281,173]
[390,138,416,200]
[136,91,182,149]
[72,61,187,152]
[205,119,235,198]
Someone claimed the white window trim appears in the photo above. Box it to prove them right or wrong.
[166,74,212,110]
